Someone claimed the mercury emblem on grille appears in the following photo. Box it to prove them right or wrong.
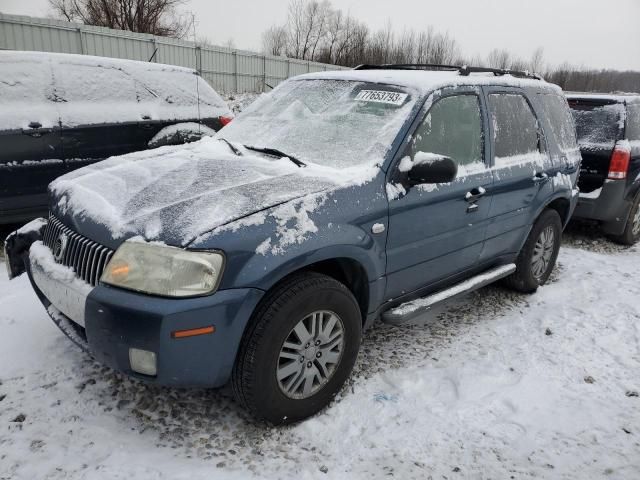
[53,233,68,263]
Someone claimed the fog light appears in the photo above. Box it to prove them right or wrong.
[129,348,157,376]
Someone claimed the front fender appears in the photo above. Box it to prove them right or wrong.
[189,179,390,312]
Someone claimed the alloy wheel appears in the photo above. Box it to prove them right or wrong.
[531,225,555,280]
[276,310,345,399]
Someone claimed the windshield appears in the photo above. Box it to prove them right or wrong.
[218,79,417,168]
[569,101,625,149]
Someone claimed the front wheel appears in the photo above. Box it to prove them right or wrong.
[504,209,562,293]
[232,272,362,425]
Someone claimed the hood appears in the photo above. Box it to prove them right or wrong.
[50,137,341,246]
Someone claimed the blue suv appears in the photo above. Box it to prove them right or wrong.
[5,65,581,424]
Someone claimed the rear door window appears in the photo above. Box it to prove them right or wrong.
[537,94,578,152]
[487,93,541,163]
[409,94,485,171]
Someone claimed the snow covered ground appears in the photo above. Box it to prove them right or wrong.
[1,226,639,479]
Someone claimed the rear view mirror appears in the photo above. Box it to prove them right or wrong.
[408,155,458,185]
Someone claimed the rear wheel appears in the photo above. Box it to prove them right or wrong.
[612,194,640,246]
[232,272,361,425]
[504,209,562,293]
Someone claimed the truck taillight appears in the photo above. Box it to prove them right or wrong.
[219,115,233,126]
[608,143,631,180]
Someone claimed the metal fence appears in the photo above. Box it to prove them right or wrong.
[0,13,347,93]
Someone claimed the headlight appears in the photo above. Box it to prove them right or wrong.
[101,241,224,297]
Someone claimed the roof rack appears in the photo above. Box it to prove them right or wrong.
[353,64,542,80]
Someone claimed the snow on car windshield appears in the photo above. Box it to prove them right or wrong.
[218,79,417,168]
[569,102,625,150]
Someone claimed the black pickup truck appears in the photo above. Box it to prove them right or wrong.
[567,93,640,244]
[0,51,232,224]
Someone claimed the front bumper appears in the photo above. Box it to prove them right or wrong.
[9,223,264,388]
[573,179,632,235]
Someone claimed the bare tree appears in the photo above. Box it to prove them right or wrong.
[529,47,545,74]
[49,0,189,38]
[262,25,288,56]
[486,49,512,69]
[263,0,639,93]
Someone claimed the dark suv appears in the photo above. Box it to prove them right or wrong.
[6,65,580,424]
[0,51,232,224]
[567,93,640,244]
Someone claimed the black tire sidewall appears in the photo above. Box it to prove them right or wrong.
[517,210,563,290]
[240,276,361,424]
[621,194,640,245]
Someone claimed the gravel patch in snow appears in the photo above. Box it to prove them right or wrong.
[1,242,639,479]
[562,219,632,254]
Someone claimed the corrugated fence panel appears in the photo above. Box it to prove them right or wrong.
[0,13,348,94]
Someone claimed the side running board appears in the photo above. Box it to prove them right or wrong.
[381,263,516,325]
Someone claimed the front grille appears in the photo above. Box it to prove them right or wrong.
[43,215,114,287]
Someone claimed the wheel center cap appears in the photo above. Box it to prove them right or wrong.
[304,346,318,361]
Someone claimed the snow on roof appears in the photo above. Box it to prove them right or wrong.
[297,68,562,95]
[0,50,230,130]
[566,92,640,104]
[0,50,198,75]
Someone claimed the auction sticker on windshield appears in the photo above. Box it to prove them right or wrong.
[355,90,408,106]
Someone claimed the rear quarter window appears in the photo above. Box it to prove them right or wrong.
[537,94,578,152]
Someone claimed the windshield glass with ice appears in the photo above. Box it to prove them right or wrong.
[569,102,624,150]
[218,79,417,168]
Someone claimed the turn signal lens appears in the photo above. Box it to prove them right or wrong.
[171,326,216,339]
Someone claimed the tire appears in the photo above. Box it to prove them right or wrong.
[611,194,640,246]
[232,272,362,425]
[504,209,562,293]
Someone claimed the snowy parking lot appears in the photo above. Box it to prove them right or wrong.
[1,224,639,480]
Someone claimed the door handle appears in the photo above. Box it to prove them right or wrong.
[465,186,486,203]
[533,172,549,183]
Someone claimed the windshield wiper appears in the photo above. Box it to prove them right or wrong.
[243,145,306,168]
[218,138,243,156]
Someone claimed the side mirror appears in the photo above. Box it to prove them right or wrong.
[408,155,458,185]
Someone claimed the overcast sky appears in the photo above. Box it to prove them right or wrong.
[2,0,639,70]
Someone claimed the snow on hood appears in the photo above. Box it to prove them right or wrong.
[50,137,378,246]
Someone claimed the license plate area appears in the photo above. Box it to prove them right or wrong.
[31,255,92,328]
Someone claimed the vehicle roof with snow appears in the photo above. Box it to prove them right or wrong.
[0,50,230,130]
[298,68,562,95]
[566,92,640,104]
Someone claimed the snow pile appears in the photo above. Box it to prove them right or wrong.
[1,244,640,479]
[29,241,89,290]
[0,51,230,131]
[148,122,217,148]
[224,93,261,114]
[4,217,47,242]
[255,194,325,256]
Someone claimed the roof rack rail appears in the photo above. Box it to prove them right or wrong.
[353,63,542,80]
